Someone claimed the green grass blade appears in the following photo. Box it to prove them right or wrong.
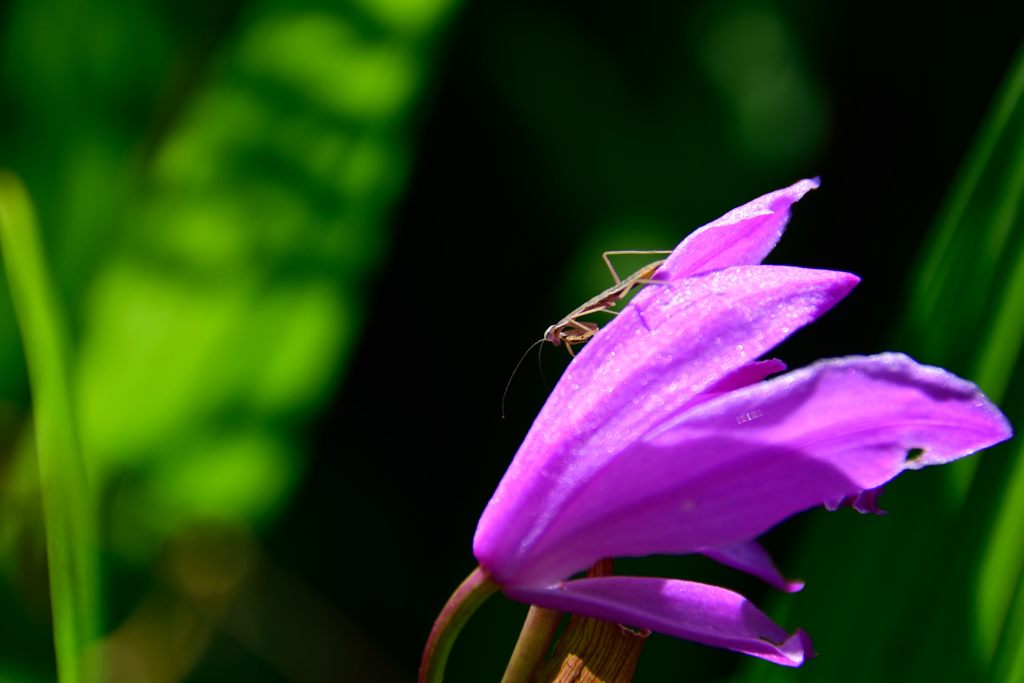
[985,504,1024,683]
[0,172,100,683]
[901,41,1024,681]
[906,43,1024,344]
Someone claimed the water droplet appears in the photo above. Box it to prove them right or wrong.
[736,409,764,424]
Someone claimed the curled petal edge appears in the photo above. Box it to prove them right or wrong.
[826,486,887,514]
[504,576,813,667]
[701,540,804,593]
[685,359,788,411]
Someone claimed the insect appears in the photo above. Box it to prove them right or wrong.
[544,250,670,356]
[502,250,671,417]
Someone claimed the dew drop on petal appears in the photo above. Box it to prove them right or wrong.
[737,409,764,424]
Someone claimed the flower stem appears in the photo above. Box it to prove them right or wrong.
[420,566,499,683]
[0,172,102,683]
[501,605,563,683]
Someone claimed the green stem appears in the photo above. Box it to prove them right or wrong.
[419,566,499,683]
[0,172,101,682]
[501,605,563,683]
[500,560,615,682]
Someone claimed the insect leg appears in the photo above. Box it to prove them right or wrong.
[602,250,673,284]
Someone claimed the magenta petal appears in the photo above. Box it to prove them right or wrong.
[494,354,1010,585]
[704,359,788,394]
[659,178,819,280]
[701,541,804,593]
[474,266,858,585]
[568,265,855,444]
[505,576,812,667]
[685,359,787,410]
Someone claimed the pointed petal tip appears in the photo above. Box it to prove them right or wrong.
[797,352,1011,469]
[799,267,859,318]
[784,577,806,593]
[765,177,820,212]
[837,270,861,288]
[701,541,804,593]
[834,272,861,301]
[792,176,821,195]
[659,178,825,281]
[773,628,815,667]
[766,574,806,594]
[874,352,1013,464]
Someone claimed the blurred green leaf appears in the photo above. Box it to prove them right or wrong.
[69,0,455,551]
[107,430,300,562]
[0,0,456,677]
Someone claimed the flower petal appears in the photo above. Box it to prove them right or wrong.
[701,541,804,593]
[685,358,787,410]
[504,576,812,667]
[507,354,1010,584]
[475,266,857,585]
[659,178,819,280]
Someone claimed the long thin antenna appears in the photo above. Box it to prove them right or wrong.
[502,337,546,419]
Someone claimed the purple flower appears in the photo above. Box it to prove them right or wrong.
[472,179,1011,666]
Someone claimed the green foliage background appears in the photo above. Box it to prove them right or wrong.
[0,0,1021,681]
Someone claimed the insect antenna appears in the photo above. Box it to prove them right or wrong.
[501,337,546,419]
